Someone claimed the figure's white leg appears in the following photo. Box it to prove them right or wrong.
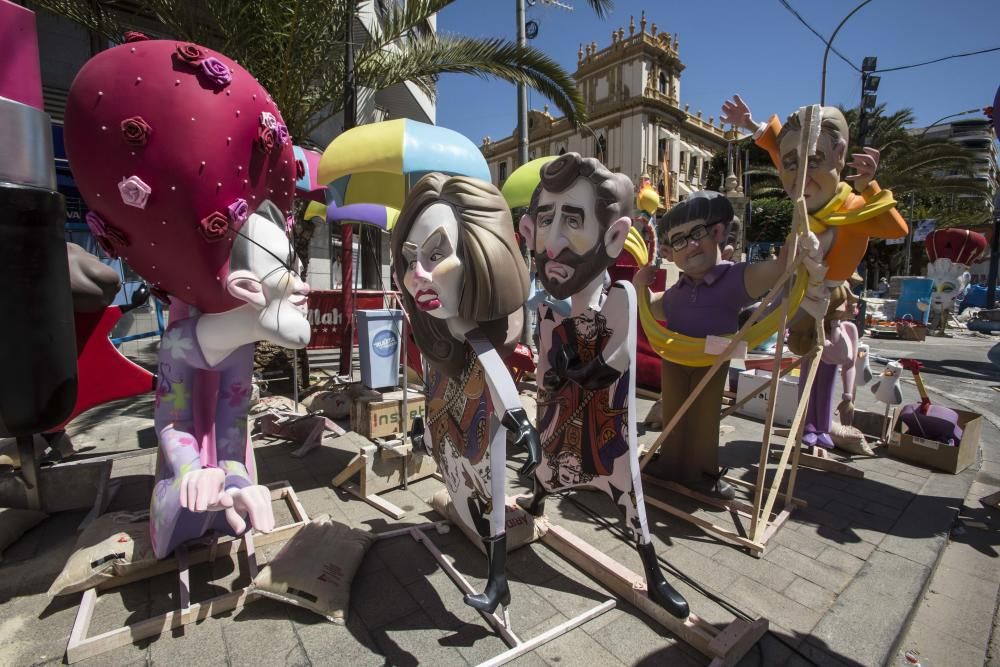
[488,418,507,538]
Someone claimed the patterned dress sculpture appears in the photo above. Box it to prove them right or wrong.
[391,174,540,614]
[64,37,309,557]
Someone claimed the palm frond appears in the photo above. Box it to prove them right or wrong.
[357,35,587,125]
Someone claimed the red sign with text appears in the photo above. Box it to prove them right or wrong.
[307,290,400,349]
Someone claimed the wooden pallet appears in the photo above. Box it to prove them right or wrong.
[65,482,308,663]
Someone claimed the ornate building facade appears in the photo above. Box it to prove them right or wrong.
[480,12,737,204]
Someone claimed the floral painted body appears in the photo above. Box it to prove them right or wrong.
[150,310,255,558]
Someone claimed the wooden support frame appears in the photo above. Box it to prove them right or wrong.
[377,522,617,666]
[65,483,308,663]
[538,520,768,666]
[331,432,437,519]
[634,107,867,556]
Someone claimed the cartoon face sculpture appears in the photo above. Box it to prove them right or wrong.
[400,203,465,321]
[227,202,311,347]
[776,108,849,213]
[63,38,297,313]
[524,155,633,299]
[926,258,970,311]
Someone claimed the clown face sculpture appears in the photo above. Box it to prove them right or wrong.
[226,202,311,349]
[926,258,970,313]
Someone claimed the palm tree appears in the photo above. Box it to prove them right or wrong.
[842,105,988,201]
[29,0,612,141]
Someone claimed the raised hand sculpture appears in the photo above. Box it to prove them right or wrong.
[64,36,308,557]
[391,174,540,614]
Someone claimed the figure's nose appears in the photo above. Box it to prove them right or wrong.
[413,261,432,284]
[545,230,568,259]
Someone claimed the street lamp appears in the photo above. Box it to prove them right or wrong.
[918,108,983,138]
[820,0,873,106]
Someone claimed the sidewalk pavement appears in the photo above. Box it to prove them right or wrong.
[1,339,998,666]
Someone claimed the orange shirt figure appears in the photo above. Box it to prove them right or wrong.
[755,114,908,281]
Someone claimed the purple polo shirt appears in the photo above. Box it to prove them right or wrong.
[662,261,755,338]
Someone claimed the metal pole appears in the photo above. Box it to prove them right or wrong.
[516,0,529,167]
[820,0,872,106]
[987,191,1000,309]
[339,7,357,377]
[904,192,914,276]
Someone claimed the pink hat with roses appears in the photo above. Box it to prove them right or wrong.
[64,35,296,313]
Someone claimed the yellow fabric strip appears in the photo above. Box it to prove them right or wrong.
[808,183,898,232]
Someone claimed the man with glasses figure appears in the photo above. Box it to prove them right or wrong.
[635,191,810,498]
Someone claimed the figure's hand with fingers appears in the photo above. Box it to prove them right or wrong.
[846,147,880,193]
[180,468,228,513]
[223,484,275,535]
[721,95,757,133]
[633,264,656,290]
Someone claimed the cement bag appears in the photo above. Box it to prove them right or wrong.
[252,514,373,624]
[429,488,546,553]
[48,511,154,596]
[0,507,47,563]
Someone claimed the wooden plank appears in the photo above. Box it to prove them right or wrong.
[539,522,741,656]
[409,527,521,648]
[644,497,764,555]
[707,618,770,667]
[479,600,617,667]
[67,588,256,663]
[67,588,97,661]
[342,481,406,520]
[331,454,364,487]
[178,546,190,611]
[642,475,757,518]
[796,452,865,479]
[724,476,807,509]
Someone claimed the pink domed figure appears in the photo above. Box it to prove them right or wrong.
[64,37,308,558]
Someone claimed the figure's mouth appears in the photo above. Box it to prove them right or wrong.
[415,289,441,311]
[545,261,575,283]
[288,289,309,313]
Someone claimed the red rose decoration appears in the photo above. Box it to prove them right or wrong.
[175,43,205,65]
[123,31,149,43]
[295,159,305,180]
[199,211,229,242]
[256,126,276,154]
[120,116,152,146]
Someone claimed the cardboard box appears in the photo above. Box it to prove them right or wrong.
[351,389,426,439]
[887,408,982,474]
[735,369,798,427]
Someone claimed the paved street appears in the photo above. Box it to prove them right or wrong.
[1,331,998,666]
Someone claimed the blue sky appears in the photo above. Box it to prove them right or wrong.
[436,0,1000,145]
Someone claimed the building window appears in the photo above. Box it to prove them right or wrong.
[498,161,507,184]
[657,138,667,161]
[596,134,607,163]
[559,145,567,155]
[658,72,667,95]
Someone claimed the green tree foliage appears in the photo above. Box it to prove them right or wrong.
[29,0,612,141]
[746,197,793,243]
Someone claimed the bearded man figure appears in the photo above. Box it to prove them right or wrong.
[517,153,689,619]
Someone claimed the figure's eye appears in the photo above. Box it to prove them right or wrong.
[566,215,582,230]
[538,212,553,227]
[783,157,798,170]
[430,251,443,262]
[407,260,416,272]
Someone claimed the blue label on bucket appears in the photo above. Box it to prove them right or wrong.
[372,329,399,358]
